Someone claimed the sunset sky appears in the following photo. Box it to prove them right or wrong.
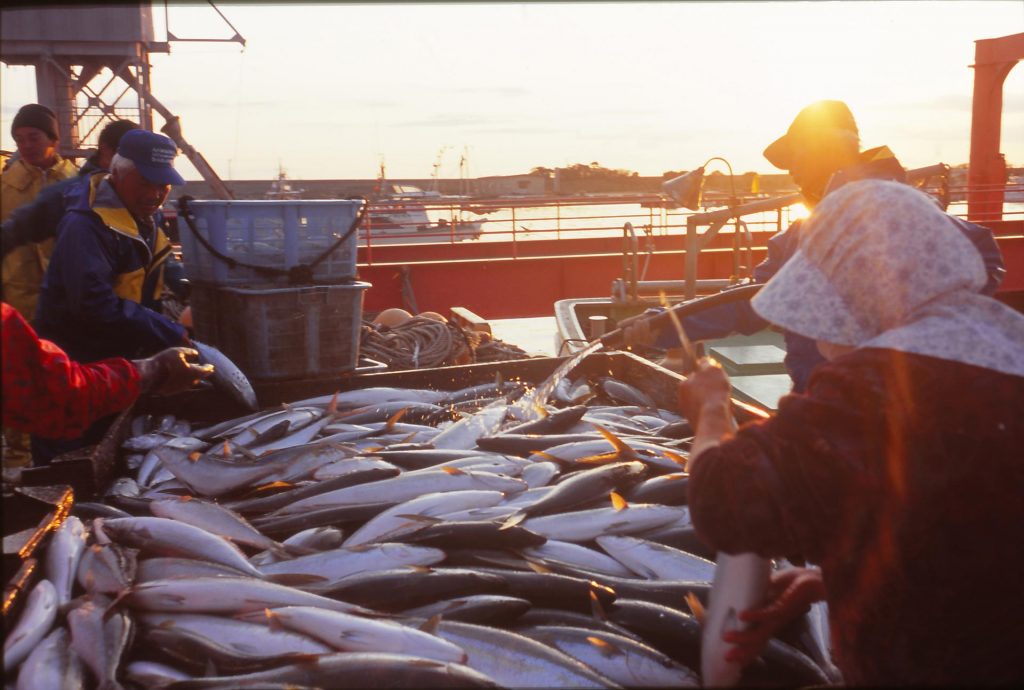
[2,1,1022,181]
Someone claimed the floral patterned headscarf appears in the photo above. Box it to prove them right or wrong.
[751,179,1024,377]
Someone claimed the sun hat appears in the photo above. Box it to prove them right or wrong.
[116,129,186,186]
[763,100,859,170]
[751,179,1024,376]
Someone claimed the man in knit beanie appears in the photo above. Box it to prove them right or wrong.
[1,103,79,469]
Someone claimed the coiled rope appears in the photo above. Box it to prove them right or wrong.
[359,316,531,370]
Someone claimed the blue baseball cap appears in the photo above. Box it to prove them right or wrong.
[116,129,186,186]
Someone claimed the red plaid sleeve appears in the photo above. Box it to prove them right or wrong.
[2,303,141,438]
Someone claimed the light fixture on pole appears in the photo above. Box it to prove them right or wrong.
[661,157,739,210]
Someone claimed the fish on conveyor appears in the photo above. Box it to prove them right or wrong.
[240,605,468,663]
[76,543,138,596]
[596,535,716,581]
[467,567,617,615]
[289,386,448,410]
[498,405,589,435]
[135,556,266,583]
[396,520,548,551]
[14,627,86,690]
[124,660,193,688]
[319,567,511,612]
[227,463,401,516]
[270,468,527,515]
[520,540,638,579]
[149,495,290,556]
[401,595,533,627]
[521,501,689,543]
[156,652,501,689]
[424,619,623,689]
[624,472,690,505]
[604,598,704,673]
[311,456,403,482]
[67,594,134,690]
[343,490,507,548]
[256,543,447,588]
[123,576,380,617]
[430,401,508,450]
[151,437,287,498]
[45,514,88,608]
[508,461,647,520]
[193,339,258,411]
[138,612,334,662]
[3,578,58,673]
[96,516,265,578]
[516,624,700,688]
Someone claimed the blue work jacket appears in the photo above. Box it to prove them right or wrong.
[35,174,186,362]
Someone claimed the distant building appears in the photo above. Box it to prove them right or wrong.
[475,172,551,197]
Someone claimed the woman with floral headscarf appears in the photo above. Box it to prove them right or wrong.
[681,179,1024,685]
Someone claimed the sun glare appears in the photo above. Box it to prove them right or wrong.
[789,203,811,221]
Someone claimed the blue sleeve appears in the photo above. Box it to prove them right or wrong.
[1,179,74,254]
[949,217,1006,295]
[50,215,186,351]
[654,221,803,348]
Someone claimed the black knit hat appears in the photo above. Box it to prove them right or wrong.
[11,103,59,141]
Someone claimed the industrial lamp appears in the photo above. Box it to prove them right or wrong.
[661,157,738,210]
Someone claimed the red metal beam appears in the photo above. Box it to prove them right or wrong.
[968,33,1024,222]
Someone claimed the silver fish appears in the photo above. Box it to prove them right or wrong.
[701,552,772,687]
[273,469,527,515]
[124,660,193,688]
[431,402,508,450]
[522,504,688,543]
[97,516,264,578]
[193,340,258,412]
[138,612,333,657]
[45,514,88,608]
[596,535,716,581]
[149,495,288,556]
[67,595,134,690]
[428,619,621,688]
[521,540,638,579]
[76,543,138,595]
[14,627,86,690]
[517,624,699,688]
[343,490,507,547]
[3,578,58,673]
[124,576,378,617]
[257,542,446,587]
[241,605,467,662]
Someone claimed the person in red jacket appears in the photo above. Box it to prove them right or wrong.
[1,302,211,444]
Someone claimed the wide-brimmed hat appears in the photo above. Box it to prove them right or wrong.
[116,129,185,186]
[763,100,859,170]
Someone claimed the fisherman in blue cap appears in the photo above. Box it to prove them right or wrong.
[32,129,191,465]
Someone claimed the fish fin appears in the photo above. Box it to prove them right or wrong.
[263,607,286,632]
[441,466,467,475]
[526,559,554,575]
[188,451,202,463]
[664,449,689,469]
[222,440,232,457]
[406,564,434,573]
[593,425,637,459]
[575,452,618,466]
[499,512,526,530]
[589,589,609,621]
[586,635,621,658]
[399,431,419,444]
[326,391,340,416]
[685,591,706,626]
[610,491,629,511]
[533,451,565,464]
[384,407,408,429]
[176,494,193,502]
[251,480,294,494]
[419,613,443,634]
[264,573,329,587]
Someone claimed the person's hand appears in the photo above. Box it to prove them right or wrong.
[133,347,214,396]
[179,305,193,330]
[618,312,656,347]
[723,566,826,665]
[678,356,731,424]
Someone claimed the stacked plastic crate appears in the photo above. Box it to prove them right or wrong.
[177,199,370,381]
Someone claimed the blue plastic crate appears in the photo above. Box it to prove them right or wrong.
[177,200,363,287]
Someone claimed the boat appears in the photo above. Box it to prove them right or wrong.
[363,164,486,244]
[264,166,304,200]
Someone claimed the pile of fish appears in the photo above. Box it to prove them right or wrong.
[4,373,839,689]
